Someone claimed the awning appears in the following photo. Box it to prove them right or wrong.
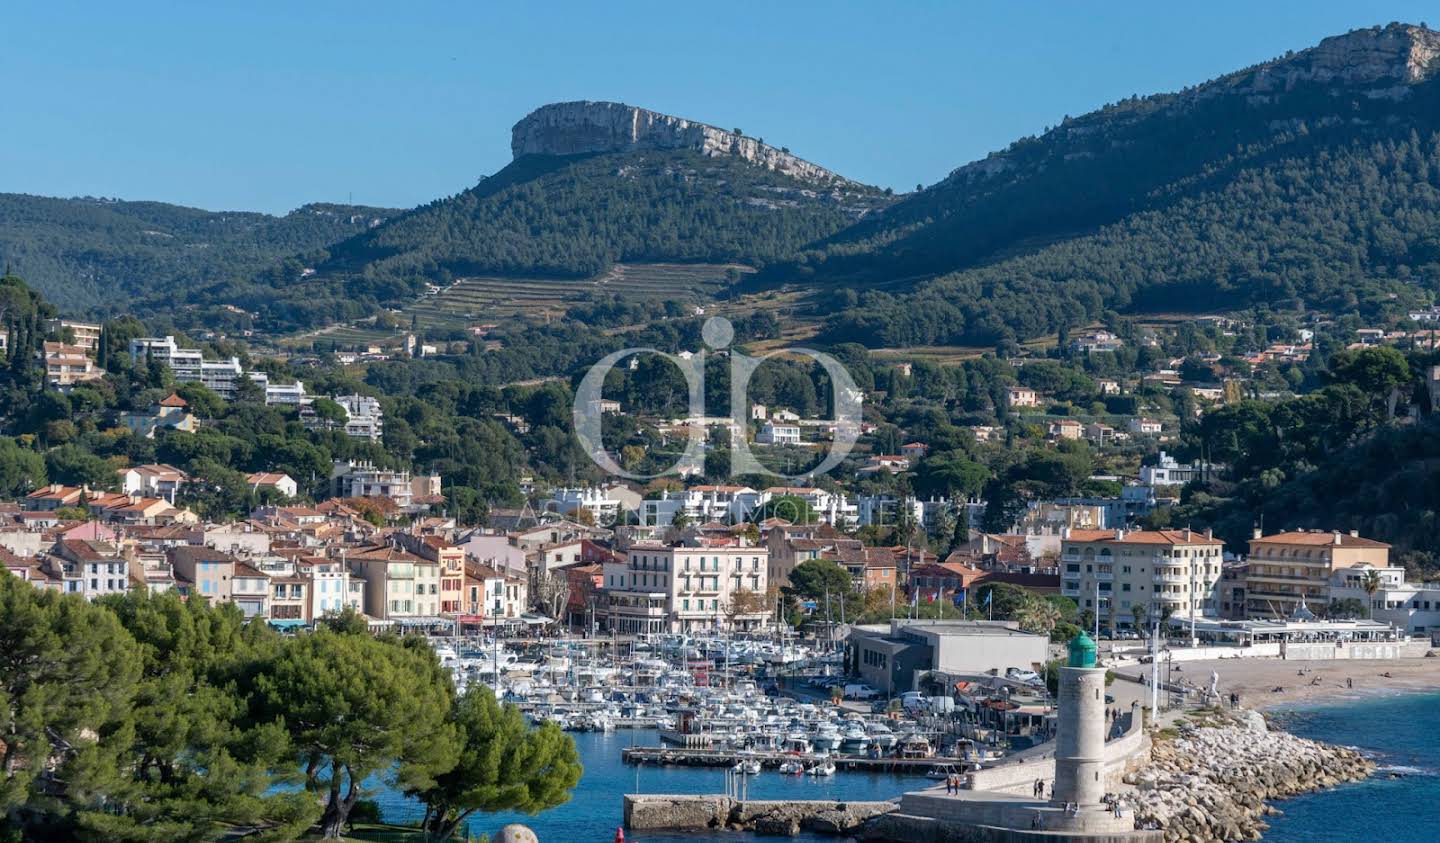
[268,619,308,629]
[392,616,453,627]
[520,613,554,626]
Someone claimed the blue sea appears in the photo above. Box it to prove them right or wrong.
[1261,691,1440,843]
[373,730,923,842]
[370,695,1440,842]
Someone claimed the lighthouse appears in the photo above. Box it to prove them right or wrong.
[1052,631,1106,808]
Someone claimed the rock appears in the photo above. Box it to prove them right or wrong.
[511,102,855,186]
[496,825,539,843]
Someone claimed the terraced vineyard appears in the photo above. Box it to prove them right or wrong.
[404,262,746,329]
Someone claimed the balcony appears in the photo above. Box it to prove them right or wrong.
[1153,571,1189,584]
[1092,571,1114,582]
[1061,581,1081,595]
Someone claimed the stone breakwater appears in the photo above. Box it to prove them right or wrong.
[1125,711,1374,842]
[624,795,895,836]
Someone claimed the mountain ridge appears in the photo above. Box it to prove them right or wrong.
[511,100,858,187]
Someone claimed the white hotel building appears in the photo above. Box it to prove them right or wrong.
[602,542,770,634]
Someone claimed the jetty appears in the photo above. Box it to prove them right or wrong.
[621,745,967,774]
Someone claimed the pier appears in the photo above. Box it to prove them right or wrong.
[621,745,972,774]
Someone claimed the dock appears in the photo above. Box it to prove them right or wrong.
[621,745,970,774]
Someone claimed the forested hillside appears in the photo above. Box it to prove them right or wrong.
[789,24,1440,346]
[211,149,892,330]
[0,194,397,314]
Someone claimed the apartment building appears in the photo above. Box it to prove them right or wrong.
[639,485,759,527]
[1244,529,1390,618]
[602,541,769,634]
[333,394,384,440]
[46,319,102,353]
[346,543,442,620]
[1059,528,1225,630]
[40,342,103,388]
[128,336,301,403]
[49,539,131,599]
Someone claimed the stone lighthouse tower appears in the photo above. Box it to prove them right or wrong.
[1052,631,1106,808]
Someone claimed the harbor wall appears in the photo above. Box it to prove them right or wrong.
[623,795,896,835]
[863,811,1158,843]
[965,708,1147,795]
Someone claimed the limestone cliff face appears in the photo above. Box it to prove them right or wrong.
[1234,23,1440,92]
[512,101,854,186]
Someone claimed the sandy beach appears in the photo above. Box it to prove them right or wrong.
[1158,656,1440,710]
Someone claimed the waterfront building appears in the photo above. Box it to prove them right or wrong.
[601,540,769,634]
[1245,529,1390,618]
[1328,563,1440,635]
[1060,528,1225,630]
[346,543,443,622]
[845,619,1049,695]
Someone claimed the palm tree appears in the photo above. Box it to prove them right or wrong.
[1016,597,1062,636]
[1130,604,1147,636]
[1361,569,1383,619]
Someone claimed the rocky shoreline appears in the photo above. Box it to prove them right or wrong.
[1125,709,1374,842]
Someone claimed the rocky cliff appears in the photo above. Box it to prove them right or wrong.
[512,101,855,186]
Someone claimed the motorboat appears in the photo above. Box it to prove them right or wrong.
[839,726,871,755]
[778,759,805,775]
[926,763,961,780]
[733,758,762,776]
[806,761,836,777]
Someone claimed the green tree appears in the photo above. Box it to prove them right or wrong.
[97,591,317,840]
[0,573,142,838]
[0,436,45,498]
[783,559,853,601]
[411,687,581,840]
[256,630,459,838]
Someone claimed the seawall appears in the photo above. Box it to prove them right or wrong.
[623,795,896,836]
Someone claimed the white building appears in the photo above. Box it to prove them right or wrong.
[759,486,857,527]
[547,487,629,526]
[332,461,414,508]
[1139,451,1212,486]
[334,394,384,440]
[602,541,769,634]
[755,422,801,446]
[639,485,760,527]
[1329,565,1440,635]
[1060,528,1225,629]
[129,335,301,404]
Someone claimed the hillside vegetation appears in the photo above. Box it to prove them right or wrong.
[0,194,397,314]
[780,25,1440,346]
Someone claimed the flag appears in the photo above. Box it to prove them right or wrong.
[933,589,941,603]
[983,590,992,607]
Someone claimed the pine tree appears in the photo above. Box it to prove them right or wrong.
[411,686,581,839]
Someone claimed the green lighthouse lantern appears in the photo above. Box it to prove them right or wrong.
[1067,631,1097,668]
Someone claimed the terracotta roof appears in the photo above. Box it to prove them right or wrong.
[1250,531,1390,549]
[1064,529,1223,546]
[159,393,188,408]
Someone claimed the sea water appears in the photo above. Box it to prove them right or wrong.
[372,696,1440,842]
[1261,691,1440,842]
[372,730,925,841]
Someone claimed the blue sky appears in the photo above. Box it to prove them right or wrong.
[5,2,1436,214]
